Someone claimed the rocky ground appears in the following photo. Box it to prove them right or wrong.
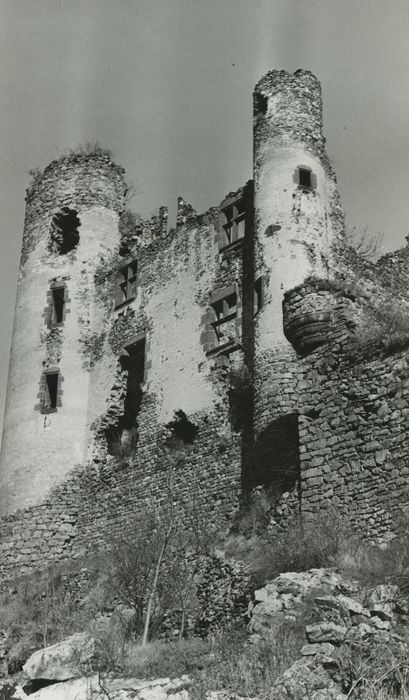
[1,565,409,700]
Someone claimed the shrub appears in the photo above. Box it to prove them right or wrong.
[339,529,409,598]
[0,557,107,663]
[191,618,308,699]
[95,619,307,695]
[337,634,409,698]
[245,510,356,584]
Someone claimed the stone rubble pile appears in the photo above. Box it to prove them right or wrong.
[249,567,407,700]
[2,567,408,700]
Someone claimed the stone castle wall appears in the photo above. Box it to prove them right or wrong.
[2,70,409,581]
[0,180,251,579]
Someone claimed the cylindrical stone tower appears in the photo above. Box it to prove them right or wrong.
[0,152,126,515]
[253,69,344,440]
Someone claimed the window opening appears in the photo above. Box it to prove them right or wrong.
[298,168,312,188]
[45,372,59,410]
[212,292,237,347]
[51,287,65,324]
[254,93,268,117]
[106,339,145,456]
[50,208,80,254]
[166,409,198,445]
[115,260,138,308]
[221,199,246,249]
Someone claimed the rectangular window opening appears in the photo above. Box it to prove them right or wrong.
[52,287,65,324]
[221,198,247,249]
[212,292,238,347]
[298,168,312,188]
[45,372,59,410]
[115,260,138,308]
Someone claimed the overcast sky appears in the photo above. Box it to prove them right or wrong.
[1,0,409,437]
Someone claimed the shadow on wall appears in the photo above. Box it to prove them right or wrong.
[252,413,300,499]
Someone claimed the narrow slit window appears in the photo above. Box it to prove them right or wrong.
[51,287,65,324]
[45,372,59,410]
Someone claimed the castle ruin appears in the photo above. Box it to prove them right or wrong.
[1,68,409,578]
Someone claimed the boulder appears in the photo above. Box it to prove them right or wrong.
[305,623,347,644]
[336,595,370,617]
[250,569,356,633]
[25,674,191,700]
[300,643,336,657]
[22,633,96,681]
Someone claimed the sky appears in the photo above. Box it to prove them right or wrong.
[1,0,409,437]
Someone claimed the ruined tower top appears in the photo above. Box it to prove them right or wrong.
[253,69,327,173]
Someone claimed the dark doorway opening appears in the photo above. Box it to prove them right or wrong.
[253,413,300,497]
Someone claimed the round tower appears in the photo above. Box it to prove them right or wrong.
[0,151,126,515]
[252,69,344,440]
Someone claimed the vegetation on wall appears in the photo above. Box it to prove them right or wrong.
[27,143,114,195]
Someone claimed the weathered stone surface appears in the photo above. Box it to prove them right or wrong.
[22,633,96,681]
[270,658,346,700]
[300,642,335,657]
[305,623,347,644]
[345,622,374,642]
[365,584,398,607]
[336,595,369,617]
[370,616,391,631]
[22,675,191,700]
[250,570,351,633]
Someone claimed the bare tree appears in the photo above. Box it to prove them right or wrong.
[106,445,213,645]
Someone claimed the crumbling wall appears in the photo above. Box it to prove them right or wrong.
[4,68,409,582]
[0,193,248,580]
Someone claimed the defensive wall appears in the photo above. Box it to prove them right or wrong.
[1,69,409,580]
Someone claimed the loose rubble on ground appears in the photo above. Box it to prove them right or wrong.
[1,567,408,699]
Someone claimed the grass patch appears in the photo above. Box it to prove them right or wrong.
[336,633,409,698]
[94,619,307,698]
[227,506,356,585]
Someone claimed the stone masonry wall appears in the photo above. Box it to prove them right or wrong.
[254,280,409,541]
[4,69,409,583]
[0,192,249,580]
